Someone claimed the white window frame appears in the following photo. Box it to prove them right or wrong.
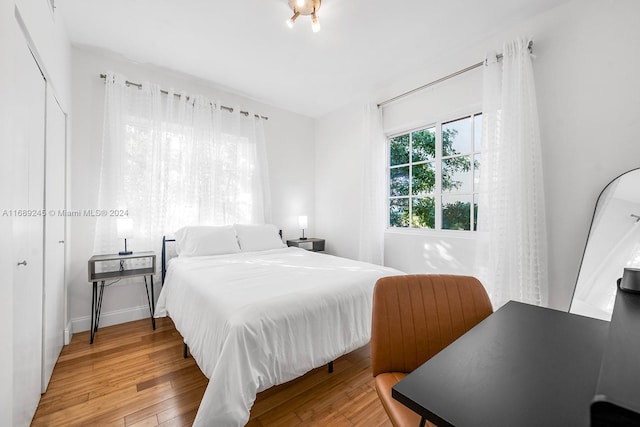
[386,111,482,232]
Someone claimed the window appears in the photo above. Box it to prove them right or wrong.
[121,115,259,233]
[95,74,270,258]
[388,113,482,231]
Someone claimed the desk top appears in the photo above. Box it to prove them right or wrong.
[392,301,609,427]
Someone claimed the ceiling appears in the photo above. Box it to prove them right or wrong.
[60,0,568,118]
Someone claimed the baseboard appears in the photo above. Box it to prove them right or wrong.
[71,305,152,333]
[64,321,72,345]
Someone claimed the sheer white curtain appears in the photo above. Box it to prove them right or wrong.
[94,72,271,256]
[358,103,386,265]
[476,38,549,308]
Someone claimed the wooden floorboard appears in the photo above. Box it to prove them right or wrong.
[32,317,392,426]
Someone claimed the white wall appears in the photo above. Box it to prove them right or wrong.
[68,47,316,333]
[0,3,16,424]
[314,105,364,257]
[0,1,71,425]
[315,0,640,311]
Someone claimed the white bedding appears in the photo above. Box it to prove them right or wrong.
[155,247,402,426]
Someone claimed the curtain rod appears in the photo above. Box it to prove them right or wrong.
[377,40,534,108]
[99,74,268,120]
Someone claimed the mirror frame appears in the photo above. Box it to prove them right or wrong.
[569,167,640,316]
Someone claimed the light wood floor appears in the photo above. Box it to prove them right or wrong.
[32,317,392,427]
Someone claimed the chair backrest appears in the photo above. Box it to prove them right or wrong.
[371,274,493,376]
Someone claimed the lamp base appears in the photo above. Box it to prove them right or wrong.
[299,237,307,240]
[119,238,132,256]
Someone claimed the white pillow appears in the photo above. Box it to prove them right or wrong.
[174,225,241,257]
[234,224,286,252]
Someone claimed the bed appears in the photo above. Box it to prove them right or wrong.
[154,224,403,426]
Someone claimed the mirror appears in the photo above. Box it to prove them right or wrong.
[570,168,640,321]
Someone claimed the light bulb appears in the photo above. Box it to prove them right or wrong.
[286,11,299,28]
[296,0,305,7]
[311,14,320,32]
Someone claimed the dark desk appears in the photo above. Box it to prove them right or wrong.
[392,301,609,427]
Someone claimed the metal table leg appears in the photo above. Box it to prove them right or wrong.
[90,280,105,343]
[151,275,155,330]
[144,275,156,330]
[90,281,96,344]
[95,281,105,331]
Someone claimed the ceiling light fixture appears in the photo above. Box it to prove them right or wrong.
[286,0,321,32]
[286,11,300,28]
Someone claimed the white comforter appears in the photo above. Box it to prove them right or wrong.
[155,247,402,426]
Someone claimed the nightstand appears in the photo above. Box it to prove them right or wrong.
[286,238,325,252]
[87,251,156,344]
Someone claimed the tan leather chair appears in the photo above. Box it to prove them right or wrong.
[371,274,493,427]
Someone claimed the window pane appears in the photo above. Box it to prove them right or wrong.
[442,156,472,193]
[473,194,479,231]
[442,194,472,230]
[474,114,482,149]
[390,198,409,227]
[412,197,435,228]
[390,134,409,166]
[390,166,409,196]
[412,162,435,195]
[443,117,471,156]
[412,127,435,162]
[387,111,481,232]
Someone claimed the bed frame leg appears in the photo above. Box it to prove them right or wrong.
[327,361,334,373]
[183,343,188,359]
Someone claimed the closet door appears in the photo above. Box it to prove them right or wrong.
[13,30,45,426]
[42,88,66,392]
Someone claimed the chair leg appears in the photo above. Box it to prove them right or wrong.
[183,343,188,359]
[419,416,426,427]
[327,361,334,373]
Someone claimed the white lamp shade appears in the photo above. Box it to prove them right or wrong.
[117,218,134,239]
[298,215,308,229]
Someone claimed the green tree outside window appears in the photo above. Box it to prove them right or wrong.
[388,114,481,230]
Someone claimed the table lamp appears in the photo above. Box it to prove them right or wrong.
[298,215,308,240]
[117,218,133,255]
